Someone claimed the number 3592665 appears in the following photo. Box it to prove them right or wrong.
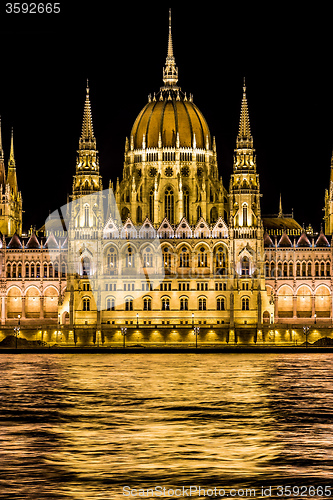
[6,3,60,13]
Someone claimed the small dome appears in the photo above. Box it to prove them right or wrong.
[131,92,211,150]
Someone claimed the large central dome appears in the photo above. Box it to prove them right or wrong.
[130,10,211,151]
[131,93,211,150]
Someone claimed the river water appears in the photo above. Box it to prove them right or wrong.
[0,353,332,499]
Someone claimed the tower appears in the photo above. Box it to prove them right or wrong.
[0,125,22,236]
[66,83,104,332]
[229,80,272,333]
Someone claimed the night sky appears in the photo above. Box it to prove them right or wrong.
[1,3,332,232]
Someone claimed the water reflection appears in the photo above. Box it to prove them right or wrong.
[0,354,332,499]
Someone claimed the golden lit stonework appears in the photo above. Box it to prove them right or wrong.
[0,11,332,348]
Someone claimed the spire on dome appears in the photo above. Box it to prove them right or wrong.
[162,9,179,89]
[79,80,96,150]
[236,78,253,149]
[278,193,283,218]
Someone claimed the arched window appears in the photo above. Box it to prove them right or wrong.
[106,297,115,311]
[107,246,117,270]
[241,256,250,276]
[83,297,90,311]
[165,187,174,223]
[44,264,48,278]
[179,247,190,267]
[6,264,11,278]
[142,246,153,268]
[216,246,227,275]
[163,247,172,269]
[125,297,133,311]
[25,263,30,278]
[143,297,152,311]
[302,262,307,277]
[161,297,170,311]
[84,204,89,227]
[217,297,225,310]
[198,297,207,311]
[137,205,142,224]
[210,206,218,223]
[82,257,90,276]
[180,297,188,311]
[242,204,248,227]
[289,262,294,277]
[149,190,154,223]
[197,247,208,267]
[121,207,130,222]
[241,297,250,310]
[17,264,22,278]
[265,261,270,277]
[125,246,133,268]
[183,188,189,221]
[12,263,16,278]
[321,262,325,277]
[326,261,331,276]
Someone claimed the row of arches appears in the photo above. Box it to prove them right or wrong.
[100,295,229,312]
[103,243,229,275]
[271,284,332,318]
[5,285,59,318]
[6,261,66,279]
[265,260,331,278]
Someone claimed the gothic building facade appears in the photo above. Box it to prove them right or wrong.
[0,13,332,345]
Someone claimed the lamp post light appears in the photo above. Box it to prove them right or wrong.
[303,325,310,348]
[136,313,139,328]
[314,313,317,325]
[192,313,194,328]
[194,326,200,349]
[14,314,21,349]
[121,327,127,348]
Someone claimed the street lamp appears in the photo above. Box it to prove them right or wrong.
[121,327,127,348]
[136,313,139,328]
[14,314,21,349]
[303,325,310,347]
[194,326,200,349]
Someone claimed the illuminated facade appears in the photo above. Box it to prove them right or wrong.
[0,12,333,345]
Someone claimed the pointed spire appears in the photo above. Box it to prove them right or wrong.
[79,80,96,150]
[236,78,253,149]
[9,127,15,167]
[278,193,283,218]
[162,9,179,89]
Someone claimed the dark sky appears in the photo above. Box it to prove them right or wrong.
[1,3,332,232]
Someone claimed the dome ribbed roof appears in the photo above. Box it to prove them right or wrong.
[131,94,211,149]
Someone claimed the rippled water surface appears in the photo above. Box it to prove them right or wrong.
[0,353,332,499]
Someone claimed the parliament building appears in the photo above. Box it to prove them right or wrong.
[0,13,333,346]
